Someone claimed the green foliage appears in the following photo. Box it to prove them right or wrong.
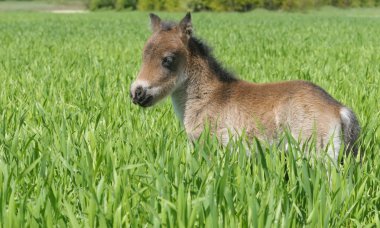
[187,0,211,11]
[137,0,182,11]
[86,0,137,10]
[87,0,113,10]
[0,10,380,226]
[89,0,380,11]
[1,0,379,10]
[115,0,125,10]
[115,0,137,10]
[137,0,158,10]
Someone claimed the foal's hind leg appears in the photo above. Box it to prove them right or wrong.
[323,122,342,162]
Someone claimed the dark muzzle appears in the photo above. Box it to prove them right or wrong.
[130,86,153,107]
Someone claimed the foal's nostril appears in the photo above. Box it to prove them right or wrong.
[131,85,153,107]
[135,86,143,98]
[134,86,147,103]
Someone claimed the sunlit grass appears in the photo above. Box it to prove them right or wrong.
[0,9,379,226]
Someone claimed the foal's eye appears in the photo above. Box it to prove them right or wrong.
[162,56,175,70]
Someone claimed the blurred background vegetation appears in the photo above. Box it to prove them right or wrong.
[0,0,379,11]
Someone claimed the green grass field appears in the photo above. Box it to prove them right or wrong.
[0,8,380,227]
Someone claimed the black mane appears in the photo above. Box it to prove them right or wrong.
[188,37,238,83]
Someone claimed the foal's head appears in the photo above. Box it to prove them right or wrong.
[130,13,193,107]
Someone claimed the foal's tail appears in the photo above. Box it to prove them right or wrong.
[340,107,361,157]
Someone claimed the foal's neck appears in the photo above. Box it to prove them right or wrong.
[171,37,238,124]
[171,60,227,124]
[171,83,188,124]
[171,60,215,124]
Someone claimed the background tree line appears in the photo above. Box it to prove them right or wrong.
[88,0,380,11]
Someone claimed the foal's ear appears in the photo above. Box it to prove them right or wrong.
[149,13,161,32]
[179,12,192,38]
